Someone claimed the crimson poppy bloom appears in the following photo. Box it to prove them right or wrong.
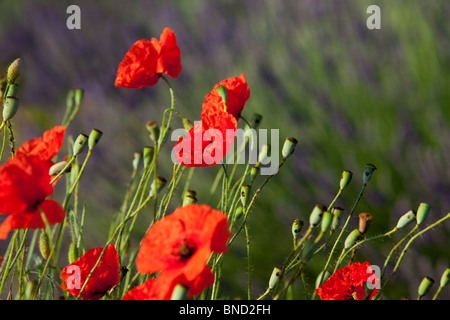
[115,27,181,88]
[122,266,214,300]
[315,261,379,300]
[201,73,250,120]
[136,204,230,284]
[60,244,120,300]
[0,153,65,239]
[15,126,66,163]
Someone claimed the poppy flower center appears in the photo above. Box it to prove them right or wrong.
[178,239,196,261]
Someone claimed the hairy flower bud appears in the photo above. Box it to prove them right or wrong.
[7,58,23,84]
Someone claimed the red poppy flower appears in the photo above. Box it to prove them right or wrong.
[15,126,66,163]
[115,27,181,88]
[136,204,230,283]
[173,112,238,167]
[201,73,250,120]
[122,266,214,300]
[0,153,65,239]
[60,244,120,300]
[315,261,379,300]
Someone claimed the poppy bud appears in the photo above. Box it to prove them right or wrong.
[132,152,142,171]
[146,121,160,145]
[72,133,88,156]
[171,284,189,300]
[216,85,228,111]
[182,117,194,131]
[344,229,362,249]
[149,176,167,197]
[240,184,251,207]
[358,213,373,235]
[418,276,434,299]
[68,242,79,264]
[74,88,84,106]
[281,137,298,159]
[321,211,334,233]
[88,128,103,150]
[233,206,244,221]
[183,190,198,206]
[39,230,51,260]
[143,146,155,167]
[395,210,416,229]
[49,160,70,176]
[250,166,259,184]
[3,96,19,121]
[292,219,304,240]
[363,163,377,184]
[7,58,23,84]
[416,202,430,226]
[439,268,450,288]
[257,144,270,166]
[269,266,282,290]
[315,270,331,289]
[331,207,344,232]
[340,170,353,190]
[309,204,326,228]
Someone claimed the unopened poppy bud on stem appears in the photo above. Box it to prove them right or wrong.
[39,230,51,260]
[74,88,84,106]
[340,170,353,190]
[281,137,298,159]
[363,163,377,184]
[269,266,282,290]
[416,202,430,225]
[309,204,325,228]
[68,241,79,264]
[146,121,160,145]
[132,152,142,171]
[143,146,155,167]
[396,210,416,229]
[358,213,373,235]
[344,229,362,249]
[7,58,23,84]
[250,166,259,184]
[3,96,19,121]
[233,206,244,221]
[321,211,333,233]
[418,276,434,299]
[49,160,70,176]
[88,128,103,150]
[73,133,88,156]
[440,268,450,288]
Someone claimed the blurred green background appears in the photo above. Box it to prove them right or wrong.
[0,0,449,299]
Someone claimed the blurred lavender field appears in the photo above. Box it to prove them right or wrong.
[1,0,449,299]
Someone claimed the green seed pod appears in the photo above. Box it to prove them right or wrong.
[395,210,416,229]
[309,204,326,228]
[7,58,23,84]
[72,133,88,156]
[363,163,377,184]
[74,88,84,106]
[416,202,431,225]
[331,207,344,232]
[149,176,167,197]
[49,160,70,176]
[182,190,198,206]
[291,219,304,240]
[132,152,142,171]
[146,120,160,145]
[143,146,155,167]
[439,268,450,288]
[418,276,434,298]
[281,137,298,159]
[3,96,19,121]
[233,206,244,221]
[250,166,259,184]
[240,184,251,207]
[321,211,333,233]
[344,229,362,249]
[171,284,189,300]
[5,83,19,98]
[39,230,51,260]
[315,270,331,289]
[68,241,79,264]
[269,267,282,290]
[340,170,353,190]
[358,212,373,235]
[88,128,103,150]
